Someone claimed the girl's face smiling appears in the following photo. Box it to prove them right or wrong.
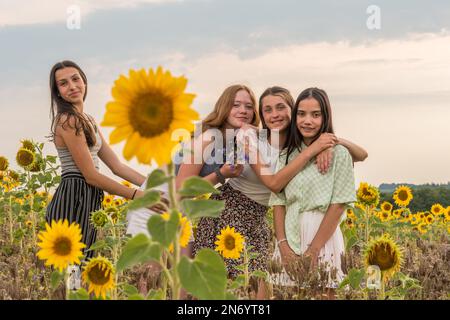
[55,67,86,106]
[226,89,255,129]
[296,97,322,145]
[261,95,291,132]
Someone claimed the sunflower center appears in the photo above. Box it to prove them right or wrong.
[53,236,72,256]
[370,245,395,271]
[129,92,174,138]
[398,190,408,201]
[88,264,111,285]
[224,235,236,250]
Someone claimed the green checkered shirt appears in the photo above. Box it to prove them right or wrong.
[269,144,356,254]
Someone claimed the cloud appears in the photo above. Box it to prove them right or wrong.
[0,0,181,26]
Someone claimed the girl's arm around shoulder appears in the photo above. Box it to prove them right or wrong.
[337,137,368,162]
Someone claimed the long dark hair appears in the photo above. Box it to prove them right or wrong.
[258,86,294,137]
[283,87,334,164]
[48,60,96,147]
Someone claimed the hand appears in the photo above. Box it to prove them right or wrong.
[309,133,337,156]
[304,246,320,269]
[149,196,170,214]
[315,148,333,174]
[220,163,244,178]
[279,241,298,269]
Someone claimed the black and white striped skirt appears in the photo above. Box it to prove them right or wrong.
[45,171,104,260]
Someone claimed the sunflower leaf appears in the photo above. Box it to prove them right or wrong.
[146,169,172,190]
[127,190,160,211]
[178,248,227,300]
[178,176,220,197]
[50,270,64,290]
[147,210,179,248]
[86,239,108,252]
[68,288,90,300]
[348,268,365,289]
[147,289,164,300]
[117,234,153,272]
[180,199,225,220]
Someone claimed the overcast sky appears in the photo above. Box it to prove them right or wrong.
[1,0,449,186]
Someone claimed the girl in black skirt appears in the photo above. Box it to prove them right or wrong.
[46,60,149,262]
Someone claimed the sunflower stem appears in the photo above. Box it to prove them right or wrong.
[8,195,14,245]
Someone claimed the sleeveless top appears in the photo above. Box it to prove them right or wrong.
[55,115,102,175]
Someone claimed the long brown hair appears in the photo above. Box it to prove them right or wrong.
[48,60,96,147]
[284,87,334,164]
[200,84,259,134]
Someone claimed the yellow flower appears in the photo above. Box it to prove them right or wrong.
[113,199,124,207]
[105,207,121,224]
[380,201,393,213]
[90,210,109,229]
[430,204,444,216]
[425,214,434,225]
[417,222,428,234]
[357,182,380,207]
[25,220,33,228]
[161,212,192,252]
[16,148,36,170]
[82,256,115,299]
[101,66,199,166]
[102,194,114,208]
[121,180,132,188]
[345,217,354,229]
[444,207,450,221]
[379,211,391,222]
[392,185,413,207]
[0,156,9,171]
[346,208,355,219]
[215,226,244,259]
[36,220,86,272]
[410,214,420,225]
[364,234,403,281]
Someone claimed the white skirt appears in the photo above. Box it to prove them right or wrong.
[270,210,345,287]
[126,180,168,237]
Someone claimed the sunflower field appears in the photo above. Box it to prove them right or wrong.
[1,67,449,300]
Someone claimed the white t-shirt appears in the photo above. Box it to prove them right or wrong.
[227,138,279,206]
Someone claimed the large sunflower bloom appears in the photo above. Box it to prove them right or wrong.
[380,201,393,213]
[101,67,199,166]
[215,226,245,260]
[364,234,403,281]
[393,185,413,207]
[82,256,115,299]
[36,220,86,272]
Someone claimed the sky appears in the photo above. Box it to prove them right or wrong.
[1,0,450,187]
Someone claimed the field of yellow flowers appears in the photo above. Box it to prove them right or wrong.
[1,67,449,300]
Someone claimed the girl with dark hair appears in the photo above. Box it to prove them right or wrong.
[269,87,358,291]
[46,60,150,275]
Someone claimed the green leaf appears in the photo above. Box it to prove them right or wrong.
[128,294,145,300]
[68,288,90,300]
[127,190,160,211]
[178,176,220,197]
[116,234,160,272]
[225,292,237,300]
[47,155,57,164]
[178,248,227,300]
[345,236,358,251]
[251,270,267,280]
[146,169,172,190]
[147,289,164,300]
[122,284,139,296]
[50,270,64,290]
[147,210,179,248]
[348,268,365,289]
[180,199,225,220]
[86,239,107,252]
[353,206,365,220]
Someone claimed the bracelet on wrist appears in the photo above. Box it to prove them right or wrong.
[131,189,137,200]
[277,238,287,246]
